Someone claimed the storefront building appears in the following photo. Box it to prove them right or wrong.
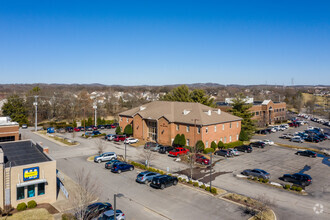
[0,140,56,208]
[0,117,19,142]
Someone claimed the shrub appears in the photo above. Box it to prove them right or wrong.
[62,213,77,220]
[263,179,269,183]
[291,186,297,191]
[124,124,133,136]
[210,187,217,194]
[205,186,210,192]
[284,184,290,189]
[195,140,205,153]
[188,180,193,184]
[252,177,258,181]
[200,184,206,189]
[27,200,37,209]
[182,179,187,183]
[217,141,224,149]
[223,141,243,149]
[193,182,199,187]
[173,134,181,147]
[179,134,186,147]
[16,202,27,211]
[203,148,214,154]
[239,130,249,141]
[296,187,303,192]
[258,178,264,182]
[115,126,121,134]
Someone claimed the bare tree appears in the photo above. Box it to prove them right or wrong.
[69,168,100,220]
[95,139,105,155]
[140,148,156,168]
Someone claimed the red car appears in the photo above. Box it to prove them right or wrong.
[92,126,98,130]
[169,147,189,157]
[110,124,116,128]
[195,154,210,165]
[74,127,80,132]
[113,135,126,142]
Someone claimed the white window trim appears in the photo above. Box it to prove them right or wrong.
[222,124,225,130]
[176,124,179,131]
[214,125,217,132]
[206,127,208,134]
[187,125,190,132]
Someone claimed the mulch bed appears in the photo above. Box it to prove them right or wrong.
[8,203,59,215]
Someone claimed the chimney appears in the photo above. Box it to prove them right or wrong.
[140,106,146,111]
[43,147,49,154]
[217,109,221,115]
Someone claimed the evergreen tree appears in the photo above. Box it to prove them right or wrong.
[173,134,181,146]
[115,126,122,134]
[229,94,256,140]
[195,140,205,152]
[190,89,215,107]
[217,141,224,149]
[179,134,186,146]
[211,141,217,150]
[2,94,28,125]
[124,124,133,136]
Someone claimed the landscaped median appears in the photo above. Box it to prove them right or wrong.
[36,131,79,146]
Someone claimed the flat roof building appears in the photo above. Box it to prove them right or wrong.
[0,117,19,142]
[0,140,56,208]
[119,101,242,148]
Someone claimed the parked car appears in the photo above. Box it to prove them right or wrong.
[195,154,210,165]
[113,135,126,142]
[168,147,189,157]
[86,126,93,131]
[74,127,81,132]
[96,209,125,220]
[214,149,233,157]
[110,124,117,128]
[150,175,178,189]
[47,127,55,133]
[262,140,274,145]
[93,130,102,135]
[21,124,28,129]
[136,171,161,184]
[304,136,320,143]
[150,144,161,152]
[85,202,112,220]
[234,145,253,153]
[144,142,157,149]
[228,148,240,156]
[105,160,121,169]
[94,152,117,163]
[255,129,269,135]
[249,141,265,148]
[279,133,293,139]
[158,146,174,154]
[111,162,134,173]
[78,126,85,131]
[65,127,74,132]
[124,138,139,144]
[296,150,317,158]
[105,134,116,141]
[97,125,105,129]
[242,169,270,179]
[290,137,304,143]
[281,173,312,186]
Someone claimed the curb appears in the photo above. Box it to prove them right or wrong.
[34,132,80,147]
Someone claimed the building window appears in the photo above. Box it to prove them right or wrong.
[214,126,217,132]
[256,111,259,116]
[187,125,190,132]
[120,117,122,122]
[38,183,45,196]
[27,185,35,198]
[187,139,190,146]
[206,127,208,134]
[222,124,225,130]
[230,123,232,128]
[236,134,239,140]
[197,127,201,134]
[229,136,232,142]
[237,122,239,128]
[17,187,25,200]
[205,141,208,148]
[176,124,179,131]
[220,138,223,142]
[126,118,128,122]
[282,108,285,111]
[224,137,227,143]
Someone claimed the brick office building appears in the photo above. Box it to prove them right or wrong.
[0,117,19,142]
[218,98,287,127]
[119,101,242,148]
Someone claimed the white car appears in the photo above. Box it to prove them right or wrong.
[262,140,274,145]
[228,148,240,156]
[124,138,139,144]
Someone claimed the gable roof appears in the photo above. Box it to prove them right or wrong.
[119,101,241,125]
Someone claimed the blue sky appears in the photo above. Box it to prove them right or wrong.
[0,0,329,85]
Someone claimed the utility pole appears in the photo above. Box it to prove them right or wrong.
[33,96,38,131]
[209,152,212,192]
[93,104,97,126]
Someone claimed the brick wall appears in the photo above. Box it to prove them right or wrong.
[0,125,19,141]
[119,116,133,133]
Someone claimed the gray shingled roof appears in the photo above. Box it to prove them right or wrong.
[119,101,241,125]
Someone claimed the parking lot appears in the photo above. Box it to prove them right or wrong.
[253,121,330,151]
[212,145,330,195]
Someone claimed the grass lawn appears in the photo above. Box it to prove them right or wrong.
[302,93,326,106]
[0,208,54,220]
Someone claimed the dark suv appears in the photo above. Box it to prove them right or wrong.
[234,145,253,153]
[144,142,157,149]
[281,173,312,186]
[150,175,178,189]
[84,202,112,220]
[158,146,174,154]
[249,142,265,148]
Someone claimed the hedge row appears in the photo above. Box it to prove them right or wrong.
[248,176,270,184]
[177,177,218,194]
[284,184,303,192]
[129,161,167,175]
[17,200,37,211]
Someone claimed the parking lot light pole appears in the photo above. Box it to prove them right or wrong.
[125,142,127,162]
[209,152,212,191]
[93,105,97,127]
[114,193,124,218]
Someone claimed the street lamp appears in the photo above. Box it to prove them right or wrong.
[33,96,38,132]
[113,193,124,218]
[208,152,213,192]
[93,105,97,126]
[124,142,127,162]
